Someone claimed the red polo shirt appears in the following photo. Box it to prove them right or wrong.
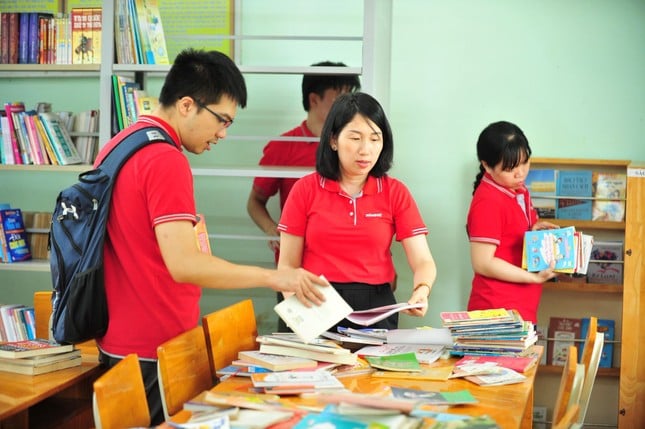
[466,173,541,323]
[252,121,317,209]
[278,173,428,284]
[96,116,201,359]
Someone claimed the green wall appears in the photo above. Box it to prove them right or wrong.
[1,1,644,336]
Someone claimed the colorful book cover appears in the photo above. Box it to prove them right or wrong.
[556,170,593,220]
[547,317,581,366]
[587,241,623,285]
[523,226,577,273]
[592,172,627,222]
[365,352,421,372]
[525,168,557,218]
[0,208,32,263]
[579,318,614,368]
[138,0,169,64]
[71,8,100,64]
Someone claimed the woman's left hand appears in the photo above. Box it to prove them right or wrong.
[403,286,430,317]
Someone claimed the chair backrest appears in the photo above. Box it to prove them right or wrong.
[553,345,580,425]
[157,325,213,419]
[93,353,150,429]
[577,330,605,424]
[202,299,258,374]
[33,291,98,354]
[553,404,580,429]
[579,317,597,378]
[34,291,53,340]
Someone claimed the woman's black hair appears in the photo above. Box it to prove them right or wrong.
[316,92,393,180]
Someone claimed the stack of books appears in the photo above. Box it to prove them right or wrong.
[440,308,538,356]
[253,334,358,366]
[0,339,81,375]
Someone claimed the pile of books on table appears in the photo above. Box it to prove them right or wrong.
[441,308,537,356]
[0,339,81,375]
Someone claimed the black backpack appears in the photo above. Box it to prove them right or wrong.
[50,126,173,344]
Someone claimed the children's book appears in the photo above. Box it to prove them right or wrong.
[440,308,514,327]
[236,350,318,372]
[592,172,627,222]
[0,208,32,263]
[0,354,81,375]
[0,339,74,359]
[345,302,427,327]
[587,240,623,285]
[193,213,211,254]
[390,387,478,405]
[555,170,593,220]
[453,353,538,373]
[547,317,581,366]
[371,363,454,381]
[522,226,582,272]
[364,352,421,372]
[258,343,358,366]
[215,363,273,378]
[250,370,344,391]
[274,276,353,343]
[463,366,527,386]
[525,168,557,218]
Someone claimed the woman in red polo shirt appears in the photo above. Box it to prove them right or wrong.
[466,121,557,324]
[277,92,437,330]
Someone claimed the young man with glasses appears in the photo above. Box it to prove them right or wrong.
[94,48,328,425]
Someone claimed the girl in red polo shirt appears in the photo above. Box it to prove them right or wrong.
[277,92,437,331]
[466,121,557,324]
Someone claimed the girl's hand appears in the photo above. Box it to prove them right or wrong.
[535,260,557,283]
[532,221,559,231]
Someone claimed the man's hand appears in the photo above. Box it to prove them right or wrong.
[269,268,329,307]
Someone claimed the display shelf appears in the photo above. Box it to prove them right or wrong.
[538,365,620,377]
[0,164,90,172]
[0,259,50,272]
[543,282,623,294]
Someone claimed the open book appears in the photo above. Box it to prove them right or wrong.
[346,302,427,326]
[274,276,353,343]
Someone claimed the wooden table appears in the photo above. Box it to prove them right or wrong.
[0,354,104,429]
[205,348,541,429]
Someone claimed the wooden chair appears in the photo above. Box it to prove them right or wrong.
[553,404,580,429]
[553,345,585,426]
[202,299,258,375]
[33,291,98,354]
[576,316,604,425]
[92,353,150,429]
[157,325,213,419]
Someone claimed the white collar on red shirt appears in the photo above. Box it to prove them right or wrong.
[317,174,384,195]
[138,115,182,150]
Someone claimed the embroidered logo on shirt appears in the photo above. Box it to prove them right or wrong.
[365,213,383,218]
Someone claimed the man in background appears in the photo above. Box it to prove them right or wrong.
[247,61,361,261]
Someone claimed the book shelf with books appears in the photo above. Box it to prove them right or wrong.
[528,157,643,428]
[0,0,389,332]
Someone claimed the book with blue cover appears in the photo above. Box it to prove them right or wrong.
[522,226,577,272]
[556,170,593,220]
[525,168,557,218]
[0,208,32,263]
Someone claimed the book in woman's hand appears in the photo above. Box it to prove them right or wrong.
[346,302,427,326]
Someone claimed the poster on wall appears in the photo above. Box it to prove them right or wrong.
[159,0,234,61]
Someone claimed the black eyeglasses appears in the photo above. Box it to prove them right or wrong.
[196,101,233,128]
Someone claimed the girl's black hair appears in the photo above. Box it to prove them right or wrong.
[472,121,532,194]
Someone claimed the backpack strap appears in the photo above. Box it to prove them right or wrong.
[97,126,175,176]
